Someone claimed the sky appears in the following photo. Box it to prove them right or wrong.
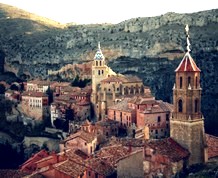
[0,0,218,24]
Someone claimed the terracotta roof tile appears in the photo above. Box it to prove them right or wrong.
[22,91,48,98]
[145,138,190,162]
[0,170,28,178]
[108,98,133,112]
[129,95,155,105]
[175,52,200,72]
[101,75,142,83]
[54,160,85,177]
[63,130,96,143]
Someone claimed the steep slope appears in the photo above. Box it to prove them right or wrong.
[0,3,218,135]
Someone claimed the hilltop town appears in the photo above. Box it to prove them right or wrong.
[0,24,218,177]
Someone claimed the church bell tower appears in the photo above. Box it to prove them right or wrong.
[170,25,207,165]
[91,42,107,119]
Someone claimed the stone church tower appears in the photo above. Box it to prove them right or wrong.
[170,25,207,165]
[91,42,108,119]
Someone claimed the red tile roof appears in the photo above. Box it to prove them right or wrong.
[0,170,28,178]
[101,75,142,83]
[22,91,48,98]
[20,150,49,173]
[54,160,85,177]
[206,134,218,159]
[62,130,96,143]
[145,138,190,162]
[108,98,134,112]
[175,52,200,72]
[128,95,155,105]
[85,157,115,176]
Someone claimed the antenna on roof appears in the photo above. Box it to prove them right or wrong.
[185,24,191,53]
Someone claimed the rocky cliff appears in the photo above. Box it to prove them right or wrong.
[0,3,217,135]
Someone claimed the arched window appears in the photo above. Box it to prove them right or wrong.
[96,61,98,66]
[98,70,100,75]
[178,99,183,112]
[195,99,198,113]
[100,61,102,66]
[188,76,191,86]
[180,77,183,89]
[195,77,198,89]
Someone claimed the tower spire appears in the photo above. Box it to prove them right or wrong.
[185,24,191,52]
[98,41,101,50]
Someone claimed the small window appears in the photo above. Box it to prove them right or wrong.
[100,61,102,66]
[166,114,169,121]
[96,61,98,66]
[195,76,198,89]
[178,99,183,112]
[195,99,198,113]
[155,130,158,134]
[85,142,87,146]
[180,77,183,89]
[188,76,191,86]
[102,70,104,74]
[98,70,100,75]
[158,116,161,122]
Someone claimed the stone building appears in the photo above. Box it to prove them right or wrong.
[170,27,207,165]
[21,91,49,120]
[59,130,97,156]
[80,118,119,143]
[91,42,148,120]
[26,79,51,93]
[107,93,173,139]
[143,138,190,178]
[50,86,92,127]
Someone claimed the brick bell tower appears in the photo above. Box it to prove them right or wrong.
[170,25,207,165]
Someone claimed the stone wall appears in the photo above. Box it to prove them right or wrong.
[117,150,144,178]
[170,120,205,165]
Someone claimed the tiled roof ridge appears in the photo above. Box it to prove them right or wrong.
[175,52,201,72]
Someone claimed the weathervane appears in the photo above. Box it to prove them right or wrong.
[185,24,191,52]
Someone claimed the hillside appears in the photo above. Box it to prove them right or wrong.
[0,3,218,135]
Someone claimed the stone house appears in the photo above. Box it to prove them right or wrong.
[80,119,119,144]
[59,130,97,156]
[26,80,52,93]
[107,93,173,139]
[21,91,49,120]
[143,138,190,178]
[51,86,92,127]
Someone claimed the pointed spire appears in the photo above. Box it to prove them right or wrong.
[94,42,105,60]
[98,41,101,50]
[175,25,201,72]
[185,24,191,52]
